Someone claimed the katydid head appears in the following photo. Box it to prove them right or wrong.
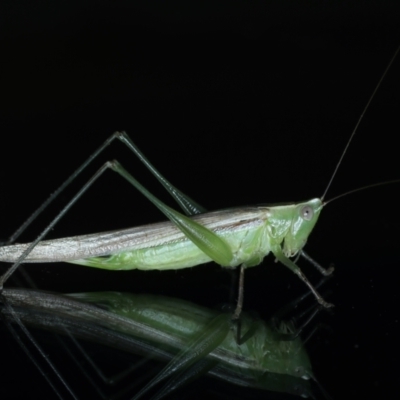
[282,199,323,258]
[267,199,323,257]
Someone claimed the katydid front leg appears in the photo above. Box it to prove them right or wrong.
[272,246,333,308]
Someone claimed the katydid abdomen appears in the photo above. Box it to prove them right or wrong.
[0,207,271,270]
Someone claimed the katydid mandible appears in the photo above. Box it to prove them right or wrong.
[0,47,399,316]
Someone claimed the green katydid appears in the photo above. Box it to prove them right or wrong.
[0,135,329,312]
[0,47,399,317]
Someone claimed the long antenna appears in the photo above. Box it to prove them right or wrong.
[324,179,400,206]
[321,46,400,201]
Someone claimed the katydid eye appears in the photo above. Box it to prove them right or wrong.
[300,205,313,221]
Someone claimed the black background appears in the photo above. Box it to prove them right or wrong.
[1,1,400,399]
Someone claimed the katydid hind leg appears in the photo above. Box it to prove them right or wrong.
[0,135,217,286]
[117,132,206,216]
[0,158,231,286]
[3,133,122,247]
[110,160,234,266]
[0,162,116,287]
[2,131,202,247]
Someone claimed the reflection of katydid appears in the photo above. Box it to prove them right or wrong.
[0,47,399,316]
[1,288,320,399]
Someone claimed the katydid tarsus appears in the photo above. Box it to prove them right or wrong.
[0,47,399,318]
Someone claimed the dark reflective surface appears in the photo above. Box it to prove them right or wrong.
[1,288,320,399]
